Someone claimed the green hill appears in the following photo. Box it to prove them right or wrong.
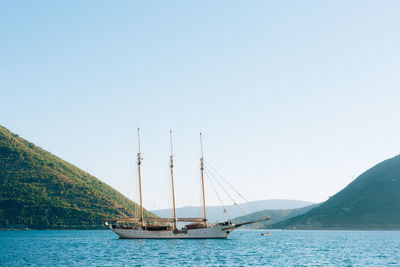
[0,125,154,229]
[272,154,400,230]
[232,204,319,229]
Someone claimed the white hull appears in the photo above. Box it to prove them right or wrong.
[112,225,236,239]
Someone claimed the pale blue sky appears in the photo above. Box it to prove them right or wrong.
[1,1,400,210]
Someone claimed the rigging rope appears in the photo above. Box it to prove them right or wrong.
[204,165,237,205]
[204,162,264,223]
[204,166,250,218]
[204,168,231,221]
[205,161,260,213]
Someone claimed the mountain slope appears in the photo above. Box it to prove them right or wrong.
[152,199,314,223]
[0,125,154,229]
[272,154,400,230]
[232,204,319,229]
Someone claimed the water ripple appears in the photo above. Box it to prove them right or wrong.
[1,230,400,266]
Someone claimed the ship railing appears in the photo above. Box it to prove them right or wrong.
[116,217,175,223]
[113,217,207,223]
[177,218,206,222]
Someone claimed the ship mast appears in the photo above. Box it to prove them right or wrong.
[200,133,207,225]
[137,128,145,228]
[169,130,177,230]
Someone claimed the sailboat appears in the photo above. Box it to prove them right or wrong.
[109,129,269,239]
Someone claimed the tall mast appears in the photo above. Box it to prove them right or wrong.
[169,130,177,230]
[137,128,144,228]
[200,133,207,225]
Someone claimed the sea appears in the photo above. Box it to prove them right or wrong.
[1,229,399,266]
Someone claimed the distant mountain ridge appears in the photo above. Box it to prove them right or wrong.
[152,199,314,223]
[232,204,319,228]
[271,154,400,230]
[0,125,154,229]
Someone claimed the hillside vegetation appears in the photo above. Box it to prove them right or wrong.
[0,125,154,229]
[272,154,400,230]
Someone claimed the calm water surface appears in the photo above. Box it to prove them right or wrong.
[1,230,400,266]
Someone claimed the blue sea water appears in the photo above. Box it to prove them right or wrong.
[1,229,400,266]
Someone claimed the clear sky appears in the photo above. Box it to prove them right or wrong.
[1,1,400,210]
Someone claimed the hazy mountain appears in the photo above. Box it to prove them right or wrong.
[0,125,154,229]
[271,154,400,230]
[152,199,314,223]
[232,204,319,229]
